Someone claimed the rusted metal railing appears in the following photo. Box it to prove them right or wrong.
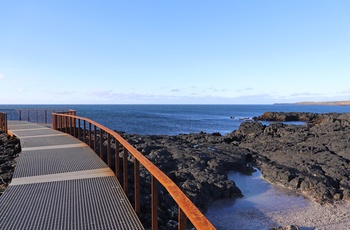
[0,112,8,133]
[52,113,216,230]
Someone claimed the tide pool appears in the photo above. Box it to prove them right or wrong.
[206,169,310,229]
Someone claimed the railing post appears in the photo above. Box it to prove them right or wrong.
[65,116,68,133]
[0,113,8,134]
[0,114,2,131]
[19,110,22,121]
[115,141,120,180]
[134,159,140,216]
[94,125,97,153]
[5,113,7,134]
[89,122,92,148]
[36,110,39,122]
[123,147,128,194]
[52,114,56,130]
[45,110,47,124]
[107,133,111,167]
[83,120,86,143]
[70,117,73,135]
[100,129,104,159]
[78,119,81,140]
[152,175,159,230]
[73,117,76,137]
[27,110,29,122]
[178,207,187,230]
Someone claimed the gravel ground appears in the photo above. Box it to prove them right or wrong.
[268,201,350,230]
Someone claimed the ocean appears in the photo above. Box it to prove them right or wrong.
[1,104,350,135]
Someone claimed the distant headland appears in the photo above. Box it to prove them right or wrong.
[274,100,350,106]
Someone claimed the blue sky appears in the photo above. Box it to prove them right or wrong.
[1,1,349,104]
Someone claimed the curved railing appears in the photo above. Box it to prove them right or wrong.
[52,113,216,230]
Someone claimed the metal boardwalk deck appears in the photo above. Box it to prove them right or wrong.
[0,121,144,230]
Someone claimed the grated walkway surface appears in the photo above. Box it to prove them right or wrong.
[0,121,144,230]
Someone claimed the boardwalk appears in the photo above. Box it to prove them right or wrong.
[0,121,144,230]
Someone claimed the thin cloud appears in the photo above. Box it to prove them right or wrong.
[207,87,228,92]
[236,88,253,92]
[171,89,181,92]
[42,89,75,96]
[87,90,115,98]
[337,89,350,95]
[0,73,4,79]
[51,91,75,96]
[84,89,349,104]
[85,89,279,104]
[289,92,323,97]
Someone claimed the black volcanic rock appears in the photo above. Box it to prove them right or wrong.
[252,111,338,123]
[0,132,21,195]
[109,112,350,228]
[228,112,350,203]
[106,132,254,229]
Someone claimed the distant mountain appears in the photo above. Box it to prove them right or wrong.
[274,101,350,106]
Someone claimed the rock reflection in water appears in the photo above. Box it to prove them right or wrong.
[206,169,309,230]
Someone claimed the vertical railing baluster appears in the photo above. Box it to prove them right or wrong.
[73,117,76,137]
[123,147,128,194]
[89,122,92,148]
[55,114,57,130]
[83,120,86,143]
[45,110,47,124]
[65,116,68,133]
[52,114,55,130]
[70,117,73,135]
[27,110,29,122]
[78,119,81,140]
[107,133,111,167]
[115,141,120,180]
[36,110,39,122]
[152,175,158,230]
[5,113,8,134]
[67,116,70,134]
[134,159,140,216]
[100,129,103,159]
[94,125,97,153]
[19,110,22,121]
[178,207,187,230]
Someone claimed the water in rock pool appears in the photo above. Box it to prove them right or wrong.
[206,169,310,230]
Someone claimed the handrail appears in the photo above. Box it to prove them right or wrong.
[52,113,216,230]
[0,112,8,133]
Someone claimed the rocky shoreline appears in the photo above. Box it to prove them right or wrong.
[2,112,350,229]
[115,111,350,228]
[248,112,350,203]
[0,132,21,195]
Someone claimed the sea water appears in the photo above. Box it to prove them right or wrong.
[1,104,350,135]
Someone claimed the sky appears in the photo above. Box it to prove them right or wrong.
[0,1,349,104]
